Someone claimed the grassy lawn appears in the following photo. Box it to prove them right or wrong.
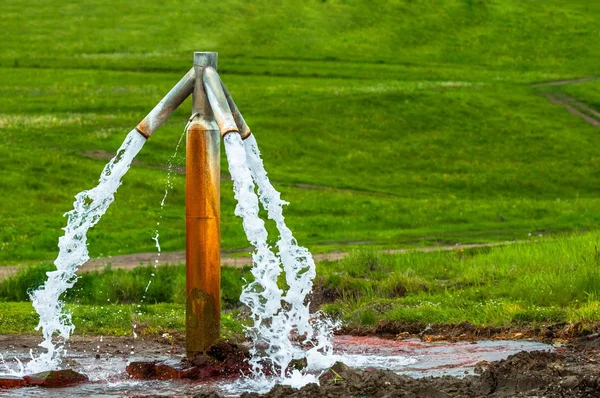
[2,0,600,336]
[0,302,245,338]
[3,68,600,263]
[319,231,600,328]
[1,1,600,264]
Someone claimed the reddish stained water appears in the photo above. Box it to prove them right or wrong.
[0,336,552,396]
[330,336,552,378]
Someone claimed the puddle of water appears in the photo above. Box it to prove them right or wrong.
[331,336,552,378]
[0,336,552,397]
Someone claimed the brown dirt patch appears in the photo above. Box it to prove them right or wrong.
[340,320,600,345]
[240,338,600,398]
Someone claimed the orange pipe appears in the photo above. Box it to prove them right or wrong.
[186,52,221,358]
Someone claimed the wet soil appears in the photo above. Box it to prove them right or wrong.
[345,320,596,344]
[241,337,600,397]
[2,328,600,397]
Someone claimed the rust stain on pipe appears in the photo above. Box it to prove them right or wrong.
[186,52,221,359]
[186,118,221,357]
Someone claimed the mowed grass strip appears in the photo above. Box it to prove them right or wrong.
[0,302,244,338]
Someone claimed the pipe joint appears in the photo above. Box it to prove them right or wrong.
[220,82,252,140]
[136,67,196,139]
[202,67,242,138]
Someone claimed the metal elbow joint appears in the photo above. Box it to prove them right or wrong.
[136,67,196,139]
[221,81,251,140]
[202,67,240,138]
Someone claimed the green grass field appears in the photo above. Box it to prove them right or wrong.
[3,232,600,335]
[1,0,600,334]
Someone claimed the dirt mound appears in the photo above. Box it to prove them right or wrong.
[345,320,600,344]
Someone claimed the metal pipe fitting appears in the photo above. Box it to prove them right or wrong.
[220,80,252,140]
[202,67,240,137]
[136,67,195,139]
[192,52,217,120]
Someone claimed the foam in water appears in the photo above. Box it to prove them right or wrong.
[23,130,145,373]
[243,135,337,368]
[224,133,336,389]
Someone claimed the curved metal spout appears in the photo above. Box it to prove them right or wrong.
[203,67,240,138]
[136,68,195,139]
[220,80,252,140]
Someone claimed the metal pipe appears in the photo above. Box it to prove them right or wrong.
[186,52,221,358]
[202,67,240,137]
[220,80,252,140]
[136,68,195,139]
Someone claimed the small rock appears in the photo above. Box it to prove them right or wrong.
[206,340,250,362]
[155,359,198,380]
[126,361,157,379]
[561,375,579,389]
[24,369,88,387]
[0,376,26,389]
[319,361,350,382]
[423,335,446,343]
[289,358,307,371]
[474,360,489,374]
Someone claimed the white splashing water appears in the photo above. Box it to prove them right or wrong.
[223,133,336,391]
[243,135,336,368]
[23,130,146,373]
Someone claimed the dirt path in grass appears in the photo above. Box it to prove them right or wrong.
[531,76,599,87]
[534,76,600,128]
[545,93,600,128]
[0,241,513,281]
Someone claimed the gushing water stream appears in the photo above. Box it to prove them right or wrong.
[25,130,146,373]
[223,133,335,391]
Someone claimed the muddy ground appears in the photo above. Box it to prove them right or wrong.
[239,334,600,398]
[2,326,600,397]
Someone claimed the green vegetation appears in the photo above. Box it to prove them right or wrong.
[2,1,600,335]
[0,301,244,338]
[319,231,600,328]
[1,0,600,264]
[0,263,248,309]
[3,232,600,334]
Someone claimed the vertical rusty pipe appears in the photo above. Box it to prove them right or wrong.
[186,52,221,358]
